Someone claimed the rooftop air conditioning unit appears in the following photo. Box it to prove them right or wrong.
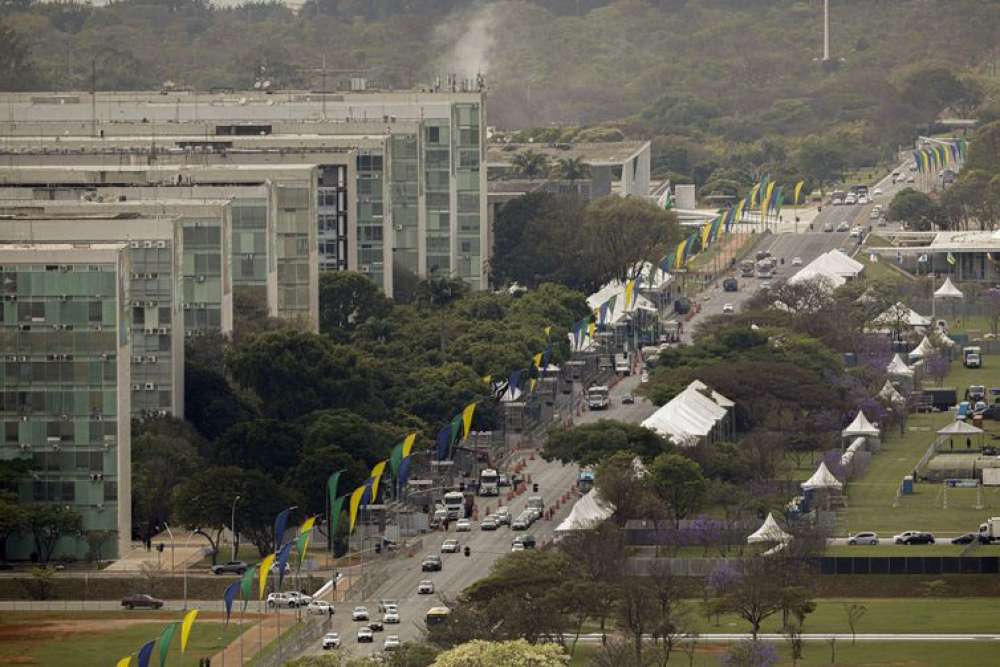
[157,409,169,417]
[132,355,143,363]
[143,241,153,248]
[147,355,158,363]
[47,436,60,444]
[132,383,142,391]
[144,383,156,391]
[183,303,191,310]
[129,241,140,249]
[155,241,167,249]
[196,275,206,283]
[19,443,30,450]
[158,327,168,334]
[96,503,105,512]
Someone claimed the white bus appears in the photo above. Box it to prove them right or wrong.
[587,385,610,410]
[479,469,499,496]
[443,491,465,520]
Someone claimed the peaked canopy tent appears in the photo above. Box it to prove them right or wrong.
[555,489,615,534]
[886,354,914,377]
[934,277,964,299]
[869,302,933,334]
[747,512,792,545]
[909,336,936,362]
[801,461,844,491]
[842,410,880,439]
[938,419,985,450]
[878,379,907,405]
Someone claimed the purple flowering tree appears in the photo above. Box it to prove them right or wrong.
[721,640,779,667]
[690,514,723,556]
[925,352,950,386]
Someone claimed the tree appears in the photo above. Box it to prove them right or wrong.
[211,419,303,478]
[722,640,779,667]
[319,271,392,341]
[649,453,707,527]
[27,505,83,563]
[711,557,792,640]
[886,188,946,231]
[554,157,589,181]
[794,137,846,190]
[595,451,658,525]
[226,330,381,421]
[284,446,368,519]
[615,576,657,666]
[183,362,255,441]
[925,352,950,386]
[85,530,117,564]
[430,640,568,667]
[542,420,671,466]
[131,421,204,547]
[510,150,549,179]
[843,602,866,645]
[0,19,36,90]
[582,196,679,287]
[0,492,28,563]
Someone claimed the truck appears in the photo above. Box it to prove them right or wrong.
[756,259,774,279]
[526,496,545,513]
[478,468,499,497]
[740,260,755,278]
[586,385,610,410]
[577,469,595,492]
[964,346,982,369]
[979,517,1000,543]
[614,353,631,376]
[442,491,466,520]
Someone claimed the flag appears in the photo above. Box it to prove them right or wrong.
[544,325,551,337]
[700,222,712,248]
[606,294,617,315]
[710,215,722,242]
[735,197,746,223]
[329,495,345,546]
[624,279,634,309]
[359,475,375,506]
[259,553,276,598]
[773,187,784,217]
[921,151,930,173]
[683,232,698,258]
[509,369,523,393]
[348,484,366,533]
[180,609,198,654]
[137,640,155,667]
[435,424,450,461]
[223,581,240,624]
[912,150,921,173]
[449,413,462,447]
[541,343,552,369]
[389,441,404,482]
[793,180,805,205]
[299,516,316,535]
[529,378,537,393]
[274,507,293,551]
[481,374,491,385]
[401,432,416,458]
[532,352,542,369]
[369,460,388,503]
[276,541,293,589]
[239,565,257,609]
[117,658,131,667]
[327,471,342,514]
[588,320,596,340]
[158,622,179,667]
[657,187,673,209]
[599,301,609,324]
[461,402,477,439]
[749,183,760,207]
[398,456,413,491]
[947,252,956,265]
[761,182,775,218]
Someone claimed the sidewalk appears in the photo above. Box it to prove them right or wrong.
[105,531,205,573]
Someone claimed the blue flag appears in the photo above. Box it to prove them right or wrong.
[274,507,293,551]
[276,541,293,590]
[398,456,413,490]
[509,369,523,394]
[541,343,552,370]
[223,580,239,624]
[137,639,156,667]
[435,424,451,461]
[359,476,375,506]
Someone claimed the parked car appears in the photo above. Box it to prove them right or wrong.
[357,627,374,643]
[845,194,857,205]
[722,303,734,314]
[210,560,248,576]
[837,221,850,232]
[352,606,370,621]
[495,508,511,525]
[418,580,435,595]
[455,519,472,532]
[441,538,460,553]
[513,535,537,550]
[378,599,398,614]
[422,555,443,572]
[791,256,802,266]
[512,516,529,530]
[285,591,313,607]
[121,594,164,610]
[823,222,834,232]
[368,620,384,632]
[967,385,986,402]
[900,532,935,545]
[893,531,924,544]
[511,542,526,552]
[308,600,334,615]
[384,635,402,651]
[873,187,883,196]
[622,393,635,404]
[498,474,511,487]
[322,632,341,650]
[951,533,978,545]
[267,592,304,609]
[847,532,879,545]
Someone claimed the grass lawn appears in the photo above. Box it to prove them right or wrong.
[569,641,1000,666]
[857,251,907,284]
[0,612,246,666]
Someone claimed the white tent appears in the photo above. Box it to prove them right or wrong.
[934,277,964,299]
[689,379,736,408]
[842,410,880,438]
[909,336,936,361]
[747,512,792,545]
[840,436,866,467]
[937,420,984,436]
[802,461,844,490]
[555,489,615,533]
[587,278,659,327]
[878,380,906,405]
[641,381,728,447]
[870,302,932,330]
[886,354,914,377]
[789,250,863,286]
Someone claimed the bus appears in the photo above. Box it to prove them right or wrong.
[426,607,451,626]
[756,259,774,279]
[586,385,610,410]
[740,260,755,277]
[479,468,499,497]
[442,491,465,520]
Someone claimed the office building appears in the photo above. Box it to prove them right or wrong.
[0,243,132,560]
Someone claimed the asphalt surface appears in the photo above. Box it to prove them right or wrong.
[304,376,654,659]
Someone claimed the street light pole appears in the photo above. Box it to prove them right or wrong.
[230,495,241,561]
[163,522,175,572]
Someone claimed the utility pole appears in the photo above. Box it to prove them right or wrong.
[823,0,831,61]
[90,59,97,138]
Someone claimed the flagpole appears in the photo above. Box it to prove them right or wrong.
[239,605,244,666]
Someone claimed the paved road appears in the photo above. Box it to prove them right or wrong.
[303,377,654,659]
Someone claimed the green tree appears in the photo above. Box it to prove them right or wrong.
[319,271,392,341]
[183,363,255,440]
[0,19,36,90]
[886,187,947,231]
[554,157,590,181]
[543,420,670,466]
[431,640,568,666]
[211,419,303,478]
[582,196,680,288]
[595,451,658,525]
[131,421,204,547]
[0,492,28,563]
[27,504,83,563]
[794,137,846,190]
[649,453,707,527]
[510,150,550,179]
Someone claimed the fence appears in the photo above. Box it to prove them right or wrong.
[248,617,329,667]
[819,556,1000,575]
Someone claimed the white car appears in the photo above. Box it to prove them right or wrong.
[511,542,526,552]
[873,187,883,196]
[441,538,460,553]
[383,609,400,624]
[307,600,334,615]
[352,606,370,621]
[384,635,401,651]
[759,281,771,290]
[850,227,863,239]
[893,531,921,545]
[322,632,341,650]
[858,195,869,205]
[906,175,916,183]
[845,194,857,205]
[455,518,472,532]
[418,580,435,595]
[791,256,802,266]
[357,626,374,643]
[640,371,649,384]
[266,592,304,608]
[722,303,734,314]
[847,532,879,545]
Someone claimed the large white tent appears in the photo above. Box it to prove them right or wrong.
[870,302,932,331]
[801,461,844,490]
[886,353,914,378]
[747,512,792,545]
[642,381,732,447]
[555,489,615,533]
[842,410,880,438]
[934,277,964,299]
[789,249,864,287]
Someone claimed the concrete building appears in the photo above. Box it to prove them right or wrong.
[0,87,489,292]
[0,214,185,419]
[0,243,132,559]
[0,164,319,329]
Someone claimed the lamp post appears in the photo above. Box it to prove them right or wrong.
[230,495,241,561]
[162,522,176,572]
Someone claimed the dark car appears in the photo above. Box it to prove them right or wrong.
[421,555,442,572]
[368,621,384,632]
[621,394,635,405]
[211,560,248,576]
[723,278,738,292]
[951,533,977,545]
[122,594,164,610]
[901,532,935,545]
[521,535,537,549]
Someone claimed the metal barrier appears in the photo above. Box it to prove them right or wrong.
[819,556,1000,575]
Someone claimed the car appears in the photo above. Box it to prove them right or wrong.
[441,538,460,553]
[285,591,313,607]
[640,371,649,384]
[418,580,435,595]
[858,195,869,205]
[384,635,402,651]
[850,227,863,239]
[495,508,511,525]
[511,542,526,552]
[512,517,529,530]
[892,170,901,177]
[837,221,850,232]
[121,594,164,610]
[759,281,771,290]
[322,632,341,650]
[823,222,834,232]
[622,393,635,404]
[893,531,923,545]
[383,609,400,624]
[967,385,986,402]
[521,535,537,549]
[498,474,511,487]
[378,599,398,614]
[357,627,374,643]
[455,518,472,532]
[900,532,935,545]
[873,187,883,196]
[480,517,498,531]
[210,560,248,576]
[422,555,443,571]
[352,606,370,621]
[845,194,857,205]
[847,532,879,545]
[368,620,384,632]
[722,303,734,314]
[307,600,335,615]
[791,256,802,266]
[831,196,844,206]
[952,533,978,545]
[267,593,300,609]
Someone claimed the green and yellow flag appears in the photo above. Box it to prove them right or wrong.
[673,239,685,269]
[461,402,477,439]
[369,460,388,503]
[259,553,276,599]
[117,657,131,667]
[348,485,366,533]
[240,565,257,606]
[793,180,805,205]
[532,352,542,369]
[624,279,634,309]
[158,622,179,667]
[588,320,596,340]
[180,609,199,654]
[529,378,537,393]
[544,325,552,337]
[749,183,760,207]
[700,222,712,248]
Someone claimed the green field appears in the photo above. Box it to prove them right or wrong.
[0,612,246,667]
[570,641,1000,667]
